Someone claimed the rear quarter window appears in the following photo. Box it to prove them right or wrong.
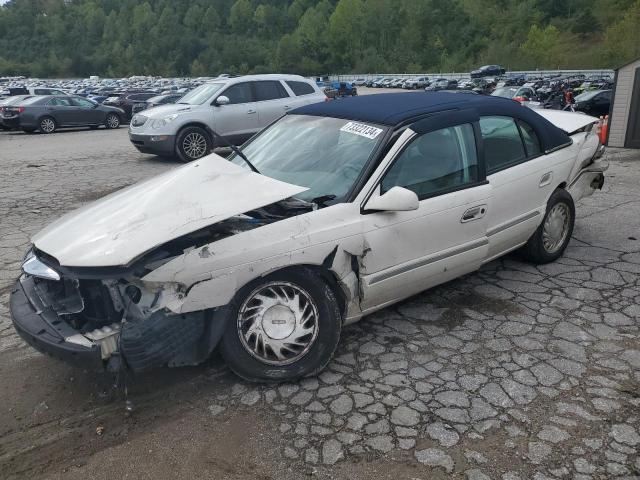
[286,81,316,96]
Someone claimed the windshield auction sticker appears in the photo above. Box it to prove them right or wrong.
[340,122,383,139]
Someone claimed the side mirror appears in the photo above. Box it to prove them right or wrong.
[214,95,229,106]
[364,186,419,212]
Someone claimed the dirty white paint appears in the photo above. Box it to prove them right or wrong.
[31,155,307,267]
[29,117,605,328]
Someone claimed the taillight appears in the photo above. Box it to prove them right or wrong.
[513,96,525,103]
[17,106,25,113]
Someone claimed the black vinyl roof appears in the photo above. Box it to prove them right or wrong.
[291,92,571,152]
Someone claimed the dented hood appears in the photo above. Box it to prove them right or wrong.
[32,155,308,267]
[534,110,599,134]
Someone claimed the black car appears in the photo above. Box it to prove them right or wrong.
[131,93,183,115]
[1,95,125,133]
[426,78,458,91]
[102,91,158,121]
[470,65,506,78]
[574,90,612,117]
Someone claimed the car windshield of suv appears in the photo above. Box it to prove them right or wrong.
[177,83,224,105]
[492,87,518,98]
[229,114,387,204]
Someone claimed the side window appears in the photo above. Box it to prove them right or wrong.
[517,120,541,157]
[286,80,315,96]
[34,89,48,95]
[479,116,526,173]
[71,97,94,108]
[381,124,478,199]
[254,81,289,101]
[48,97,72,106]
[221,82,253,105]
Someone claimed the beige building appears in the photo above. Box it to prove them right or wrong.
[608,57,640,148]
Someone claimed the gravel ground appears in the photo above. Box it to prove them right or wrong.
[0,123,639,480]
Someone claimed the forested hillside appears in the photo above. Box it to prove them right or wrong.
[0,0,638,77]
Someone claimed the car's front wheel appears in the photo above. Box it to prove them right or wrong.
[521,188,575,264]
[220,268,342,383]
[39,116,56,134]
[176,126,211,162]
[105,113,120,129]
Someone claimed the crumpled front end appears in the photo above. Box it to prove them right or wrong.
[10,249,218,372]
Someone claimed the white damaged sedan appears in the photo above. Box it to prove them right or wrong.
[11,93,607,382]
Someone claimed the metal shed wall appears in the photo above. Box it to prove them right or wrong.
[609,58,640,148]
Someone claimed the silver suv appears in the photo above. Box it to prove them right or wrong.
[129,74,327,162]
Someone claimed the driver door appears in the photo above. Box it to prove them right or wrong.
[212,82,259,145]
[69,96,103,124]
[359,119,491,311]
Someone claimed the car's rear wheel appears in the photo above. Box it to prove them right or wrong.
[105,113,120,129]
[39,116,56,134]
[176,126,211,162]
[521,188,575,264]
[220,268,342,383]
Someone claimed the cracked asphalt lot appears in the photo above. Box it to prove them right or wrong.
[1,128,640,480]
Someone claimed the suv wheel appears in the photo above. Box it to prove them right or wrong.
[176,126,211,162]
[220,268,342,383]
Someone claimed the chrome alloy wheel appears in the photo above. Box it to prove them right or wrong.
[106,114,120,128]
[182,132,207,159]
[237,282,319,366]
[542,202,570,253]
[40,118,55,133]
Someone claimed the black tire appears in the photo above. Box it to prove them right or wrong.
[105,113,120,129]
[175,126,211,162]
[521,188,575,264]
[220,268,342,383]
[38,116,56,134]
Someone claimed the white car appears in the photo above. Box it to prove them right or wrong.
[128,74,327,162]
[11,93,607,382]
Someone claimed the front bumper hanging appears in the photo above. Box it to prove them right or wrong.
[10,276,104,367]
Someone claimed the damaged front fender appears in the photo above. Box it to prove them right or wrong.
[143,203,369,320]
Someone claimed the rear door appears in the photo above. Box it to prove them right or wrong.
[481,116,567,261]
[253,80,291,128]
[46,97,76,126]
[212,81,259,144]
[360,115,490,311]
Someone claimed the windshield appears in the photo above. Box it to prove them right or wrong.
[229,114,387,203]
[177,83,224,105]
[492,87,518,98]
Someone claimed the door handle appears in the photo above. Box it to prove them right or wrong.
[539,172,553,187]
[247,109,256,114]
[461,205,487,223]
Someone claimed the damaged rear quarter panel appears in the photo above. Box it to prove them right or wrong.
[142,203,367,314]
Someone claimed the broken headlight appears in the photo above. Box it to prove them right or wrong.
[22,249,61,281]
